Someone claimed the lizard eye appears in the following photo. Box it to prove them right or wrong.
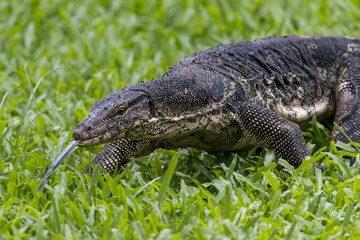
[115,106,127,115]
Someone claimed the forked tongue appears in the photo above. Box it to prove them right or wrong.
[38,140,81,191]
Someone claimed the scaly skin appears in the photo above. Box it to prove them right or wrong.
[73,36,360,173]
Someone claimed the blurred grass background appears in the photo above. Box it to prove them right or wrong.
[1,0,360,239]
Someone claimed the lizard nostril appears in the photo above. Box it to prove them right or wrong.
[86,126,92,131]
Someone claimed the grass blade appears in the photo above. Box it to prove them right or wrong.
[157,153,178,204]
[343,201,354,227]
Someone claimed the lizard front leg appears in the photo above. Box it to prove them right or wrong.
[86,139,158,174]
[231,101,310,167]
[331,57,360,163]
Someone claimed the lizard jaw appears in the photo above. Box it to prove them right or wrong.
[73,129,114,147]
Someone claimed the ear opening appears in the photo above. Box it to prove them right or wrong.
[148,99,156,116]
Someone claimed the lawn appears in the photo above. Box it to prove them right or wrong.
[1,0,360,239]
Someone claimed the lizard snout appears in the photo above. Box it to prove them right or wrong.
[73,121,95,139]
[72,129,83,140]
[72,126,114,146]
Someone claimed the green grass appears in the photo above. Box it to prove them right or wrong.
[1,0,360,239]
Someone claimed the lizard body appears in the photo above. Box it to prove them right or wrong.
[72,36,360,173]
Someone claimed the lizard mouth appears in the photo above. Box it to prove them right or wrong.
[73,129,114,147]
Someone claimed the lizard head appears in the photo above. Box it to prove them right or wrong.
[73,90,156,146]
